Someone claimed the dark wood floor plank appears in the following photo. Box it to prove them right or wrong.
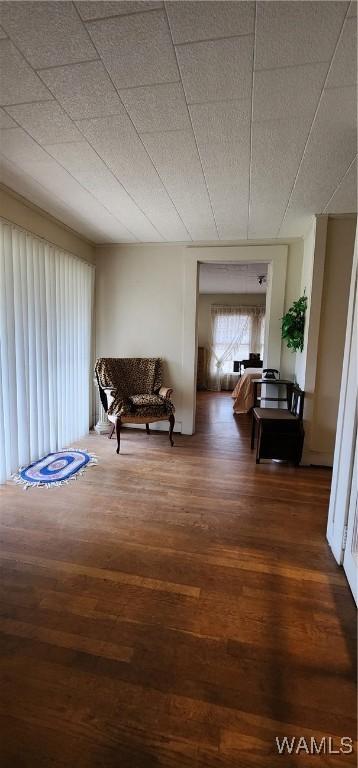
[0,392,356,767]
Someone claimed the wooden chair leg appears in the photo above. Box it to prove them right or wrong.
[116,418,121,454]
[256,422,261,464]
[146,423,150,434]
[251,413,256,449]
[108,424,115,440]
[169,414,175,446]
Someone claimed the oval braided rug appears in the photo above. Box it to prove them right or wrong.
[13,449,97,489]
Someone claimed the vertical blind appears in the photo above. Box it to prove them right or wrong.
[0,219,94,483]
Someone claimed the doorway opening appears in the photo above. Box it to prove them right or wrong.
[196,262,267,433]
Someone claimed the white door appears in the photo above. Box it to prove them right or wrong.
[343,433,358,603]
[327,234,357,605]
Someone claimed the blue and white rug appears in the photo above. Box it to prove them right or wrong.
[13,449,97,489]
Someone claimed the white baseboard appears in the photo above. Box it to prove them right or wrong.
[301,450,333,467]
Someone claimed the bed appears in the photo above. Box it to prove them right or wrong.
[232,368,261,414]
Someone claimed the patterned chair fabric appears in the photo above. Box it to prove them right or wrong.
[95,358,175,419]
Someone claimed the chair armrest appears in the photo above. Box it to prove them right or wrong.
[103,387,115,411]
[159,386,173,399]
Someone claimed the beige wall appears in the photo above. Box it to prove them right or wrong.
[281,240,303,380]
[95,240,303,432]
[197,292,266,349]
[310,216,356,464]
[95,243,185,427]
[0,185,96,264]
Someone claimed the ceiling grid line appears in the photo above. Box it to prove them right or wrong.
[323,153,358,212]
[175,31,254,48]
[78,5,164,24]
[36,57,100,73]
[246,1,257,239]
[164,1,220,239]
[276,2,352,236]
[74,1,193,241]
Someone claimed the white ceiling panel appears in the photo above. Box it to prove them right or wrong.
[0,155,131,243]
[6,101,83,145]
[0,106,16,129]
[76,2,163,21]
[255,1,348,70]
[166,1,254,44]
[120,82,190,133]
[176,35,253,104]
[190,100,250,239]
[76,111,190,240]
[199,262,267,294]
[0,1,355,242]
[45,139,163,241]
[0,129,136,241]
[249,118,312,238]
[0,40,52,106]
[39,61,123,120]
[324,157,357,214]
[141,129,217,240]
[348,0,357,15]
[325,16,357,89]
[87,10,179,89]
[253,62,328,122]
[280,85,357,236]
[0,1,97,69]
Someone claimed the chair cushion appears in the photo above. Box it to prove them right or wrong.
[254,408,297,420]
[130,394,164,408]
[123,393,175,418]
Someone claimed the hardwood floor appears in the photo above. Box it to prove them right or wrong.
[0,391,356,767]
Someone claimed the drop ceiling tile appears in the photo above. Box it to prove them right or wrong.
[176,36,253,104]
[76,111,190,240]
[324,158,357,213]
[280,86,357,236]
[0,40,52,106]
[253,62,328,122]
[199,262,267,294]
[326,17,357,88]
[249,117,312,237]
[348,1,357,16]
[0,154,135,242]
[141,129,217,239]
[6,101,83,145]
[87,10,179,89]
[40,61,123,120]
[166,1,254,44]
[189,100,250,238]
[119,82,190,132]
[76,1,162,21]
[255,1,348,70]
[45,140,163,241]
[0,26,7,38]
[0,128,136,241]
[0,1,96,69]
[0,107,17,129]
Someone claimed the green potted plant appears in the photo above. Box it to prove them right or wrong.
[281,294,308,353]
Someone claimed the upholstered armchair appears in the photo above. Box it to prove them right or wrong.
[95,358,175,453]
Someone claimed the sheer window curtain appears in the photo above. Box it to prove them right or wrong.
[208,305,265,391]
[0,219,94,484]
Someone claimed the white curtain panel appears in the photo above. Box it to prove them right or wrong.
[0,219,94,483]
[208,305,265,391]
